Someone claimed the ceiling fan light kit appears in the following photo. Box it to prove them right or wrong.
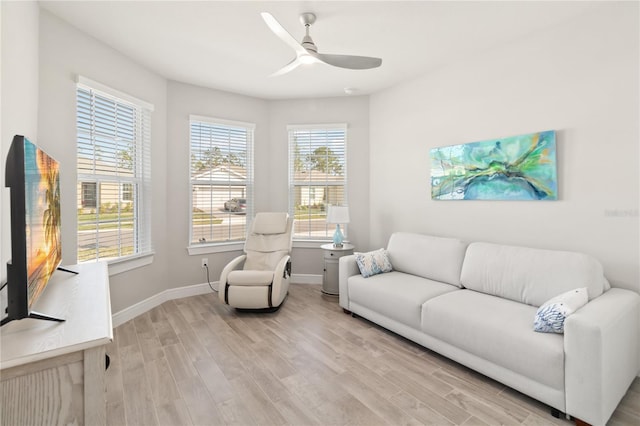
[262,11,382,76]
[299,54,317,65]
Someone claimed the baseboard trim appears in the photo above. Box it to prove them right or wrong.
[291,274,322,285]
[112,277,320,327]
[112,282,215,327]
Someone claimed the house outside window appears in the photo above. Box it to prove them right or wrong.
[288,124,347,239]
[189,116,254,245]
[76,77,153,263]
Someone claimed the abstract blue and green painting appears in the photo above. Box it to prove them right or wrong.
[430,130,557,200]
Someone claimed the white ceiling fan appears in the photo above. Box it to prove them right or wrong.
[261,12,383,76]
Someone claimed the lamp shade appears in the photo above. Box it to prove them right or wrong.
[327,205,350,224]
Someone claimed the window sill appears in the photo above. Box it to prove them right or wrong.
[187,240,350,252]
[107,252,155,276]
[187,242,244,255]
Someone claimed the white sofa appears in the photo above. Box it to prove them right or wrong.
[339,232,640,426]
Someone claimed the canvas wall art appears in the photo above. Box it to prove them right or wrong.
[430,130,557,200]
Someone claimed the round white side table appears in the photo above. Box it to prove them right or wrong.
[320,243,355,295]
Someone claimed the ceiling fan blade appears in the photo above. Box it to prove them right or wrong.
[270,58,303,77]
[314,53,382,70]
[261,12,308,57]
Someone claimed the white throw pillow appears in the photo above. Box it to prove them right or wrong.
[355,249,393,278]
[534,287,588,333]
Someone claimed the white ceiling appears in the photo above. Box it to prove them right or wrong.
[39,1,604,100]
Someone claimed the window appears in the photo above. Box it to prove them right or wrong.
[288,124,347,239]
[189,116,254,245]
[76,77,153,263]
[121,183,133,202]
[81,182,97,208]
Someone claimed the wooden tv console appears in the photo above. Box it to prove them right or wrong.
[1,262,112,425]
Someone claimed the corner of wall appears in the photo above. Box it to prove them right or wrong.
[1,0,40,304]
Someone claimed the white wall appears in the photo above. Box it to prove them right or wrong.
[369,5,639,291]
[12,8,370,312]
[268,97,370,276]
[38,10,168,313]
[165,84,370,286]
[28,3,636,315]
[1,1,40,313]
[165,81,270,289]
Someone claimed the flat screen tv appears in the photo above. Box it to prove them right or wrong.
[1,135,67,326]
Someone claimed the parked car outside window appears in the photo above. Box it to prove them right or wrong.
[224,198,246,213]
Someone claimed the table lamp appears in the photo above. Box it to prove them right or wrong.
[327,205,350,248]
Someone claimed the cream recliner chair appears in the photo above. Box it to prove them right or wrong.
[219,212,294,310]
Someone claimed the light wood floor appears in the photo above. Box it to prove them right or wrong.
[105,284,640,426]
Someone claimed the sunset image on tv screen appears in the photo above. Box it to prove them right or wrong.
[24,140,62,307]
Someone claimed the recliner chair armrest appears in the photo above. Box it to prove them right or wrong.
[339,254,360,310]
[271,255,291,306]
[218,254,246,303]
[564,288,640,425]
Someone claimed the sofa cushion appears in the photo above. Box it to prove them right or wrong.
[460,242,605,307]
[355,249,393,278]
[386,233,468,287]
[534,288,588,333]
[348,271,459,329]
[422,290,565,390]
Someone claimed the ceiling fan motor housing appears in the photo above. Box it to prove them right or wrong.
[300,13,318,53]
[301,35,318,53]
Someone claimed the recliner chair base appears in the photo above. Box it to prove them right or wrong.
[234,293,289,313]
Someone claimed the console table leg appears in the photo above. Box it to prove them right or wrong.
[84,346,107,426]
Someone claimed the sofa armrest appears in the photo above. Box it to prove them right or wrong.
[339,254,360,310]
[564,288,640,425]
[218,255,246,303]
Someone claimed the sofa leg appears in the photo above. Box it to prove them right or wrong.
[342,308,358,318]
[550,408,590,425]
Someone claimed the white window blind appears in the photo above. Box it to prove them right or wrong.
[76,80,153,262]
[288,124,347,239]
[189,116,254,245]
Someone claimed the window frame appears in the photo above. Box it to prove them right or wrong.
[188,115,255,251]
[288,123,348,241]
[76,76,154,272]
